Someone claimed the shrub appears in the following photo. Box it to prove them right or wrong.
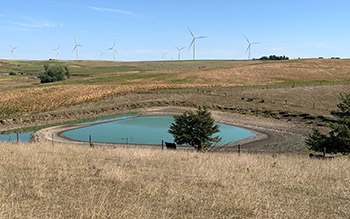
[38,65,70,83]
[9,72,16,75]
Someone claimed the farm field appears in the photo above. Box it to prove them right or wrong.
[1,58,350,121]
[0,142,349,218]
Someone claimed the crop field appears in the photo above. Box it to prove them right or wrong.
[0,142,349,218]
[1,58,350,121]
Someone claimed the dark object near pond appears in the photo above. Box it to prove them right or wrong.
[165,142,176,150]
[309,153,334,160]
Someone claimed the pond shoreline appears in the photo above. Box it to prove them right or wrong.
[30,106,304,152]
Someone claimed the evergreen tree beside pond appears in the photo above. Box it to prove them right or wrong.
[169,107,221,151]
[306,93,350,155]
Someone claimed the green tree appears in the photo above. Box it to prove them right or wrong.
[168,107,221,151]
[38,65,70,83]
[306,93,350,154]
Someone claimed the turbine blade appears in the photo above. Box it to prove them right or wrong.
[246,45,251,53]
[196,36,208,39]
[244,35,250,44]
[252,42,260,45]
[175,46,179,50]
[180,47,185,50]
[187,26,195,38]
[73,45,77,52]
[188,38,195,51]
[74,37,77,44]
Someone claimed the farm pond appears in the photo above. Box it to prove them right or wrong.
[62,116,256,145]
[0,131,33,143]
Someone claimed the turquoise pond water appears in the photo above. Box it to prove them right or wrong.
[0,132,33,143]
[63,116,256,145]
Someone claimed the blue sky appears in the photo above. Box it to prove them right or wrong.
[0,0,350,61]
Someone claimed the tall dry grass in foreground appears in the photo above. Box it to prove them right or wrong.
[0,143,349,218]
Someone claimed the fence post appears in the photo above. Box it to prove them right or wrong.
[162,140,164,150]
[16,133,19,144]
[89,135,92,145]
[52,133,54,146]
[238,144,241,155]
[8,136,11,143]
[323,147,326,158]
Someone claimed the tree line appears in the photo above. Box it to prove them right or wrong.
[259,55,289,60]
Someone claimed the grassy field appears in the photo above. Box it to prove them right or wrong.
[1,59,350,218]
[1,58,350,119]
[0,142,349,218]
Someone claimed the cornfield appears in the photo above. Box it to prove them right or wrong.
[0,84,213,117]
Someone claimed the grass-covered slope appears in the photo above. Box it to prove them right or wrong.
[0,142,349,218]
[1,58,350,118]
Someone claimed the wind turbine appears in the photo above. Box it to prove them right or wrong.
[188,27,207,60]
[73,38,82,60]
[53,46,60,60]
[175,46,185,60]
[10,45,17,60]
[100,50,106,60]
[161,51,167,60]
[244,36,259,60]
[108,41,117,61]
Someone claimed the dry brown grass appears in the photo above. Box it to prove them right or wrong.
[0,142,349,218]
[190,59,350,86]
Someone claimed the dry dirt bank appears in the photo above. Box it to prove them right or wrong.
[2,83,346,132]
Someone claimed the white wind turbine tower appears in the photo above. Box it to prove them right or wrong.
[175,46,185,60]
[161,51,167,60]
[10,45,17,60]
[108,41,117,61]
[53,46,60,60]
[245,36,260,60]
[188,27,207,60]
[100,51,106,60]
[73,38,82,60]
